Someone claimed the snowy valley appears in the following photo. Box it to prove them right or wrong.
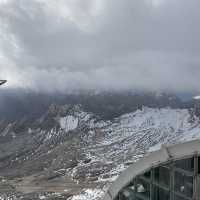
[0,98,200,200]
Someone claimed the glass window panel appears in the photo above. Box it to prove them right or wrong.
[174,194,191,200]
[174,171,193,198]
[152,185,170,200]
[136,178,150,199]
[198,157,200,174]
[196,176,200,198]
[115,195,120,200]
[135,197,145,200]
[154,166,170,188]
[175,158,194,172]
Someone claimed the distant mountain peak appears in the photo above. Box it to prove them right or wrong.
[193,95,200,100]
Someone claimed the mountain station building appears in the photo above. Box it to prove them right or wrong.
[104,140,200,200]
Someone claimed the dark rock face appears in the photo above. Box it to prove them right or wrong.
[0,89,183,122]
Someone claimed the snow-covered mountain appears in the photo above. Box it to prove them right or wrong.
[0,102,200,199]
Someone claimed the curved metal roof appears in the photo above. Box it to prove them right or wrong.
[104,139,200,200]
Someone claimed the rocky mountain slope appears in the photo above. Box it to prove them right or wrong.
[0,101,200,199]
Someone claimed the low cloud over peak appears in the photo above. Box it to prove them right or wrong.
[1,0,200,93]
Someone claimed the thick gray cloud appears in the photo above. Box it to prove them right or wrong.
[1,0,200,92]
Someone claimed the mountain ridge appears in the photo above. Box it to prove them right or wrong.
[0,102,200,199]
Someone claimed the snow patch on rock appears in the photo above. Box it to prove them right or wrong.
[193,96,200,100]
[60,115,79,132]
[69,189,104,200]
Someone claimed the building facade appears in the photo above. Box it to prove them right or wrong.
[104,140,200,200]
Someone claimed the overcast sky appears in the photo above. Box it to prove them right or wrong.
[0,0,200,93]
